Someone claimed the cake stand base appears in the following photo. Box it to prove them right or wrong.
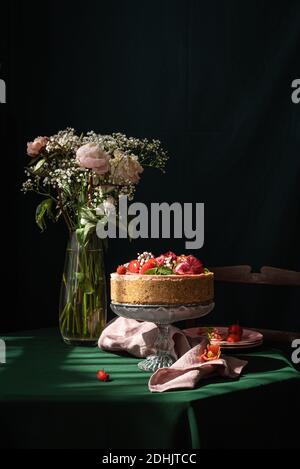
[138,352,175,372]
[110,301,215,372]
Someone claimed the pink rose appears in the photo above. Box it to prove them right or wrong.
[186,255,204,274]
[111,151,143,184]
[163,251,177,261]
[174,255,204,275]
[174,262,193,275]
[27,136,48,157]
[156,251,177,266]
[76,143,110,175]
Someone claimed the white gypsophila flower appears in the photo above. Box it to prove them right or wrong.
[137,252,154,265]
[46,128,82,154]
[22,128,168,231]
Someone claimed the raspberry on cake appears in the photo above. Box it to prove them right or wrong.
[110,251,214,305]
[116,265,127,275]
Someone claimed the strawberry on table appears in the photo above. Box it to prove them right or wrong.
[96,370,110,381]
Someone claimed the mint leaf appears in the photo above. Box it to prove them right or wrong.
[144,266,173,275]
[157,266,173,275]
[144,268,158,275]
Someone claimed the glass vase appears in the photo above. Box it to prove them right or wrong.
[59,232,107,346]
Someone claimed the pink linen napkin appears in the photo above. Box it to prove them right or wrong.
[98,317,192,359]
[148,342,247,392]
[99,317,247,392]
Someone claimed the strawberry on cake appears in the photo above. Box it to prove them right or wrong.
[111,251,214,305]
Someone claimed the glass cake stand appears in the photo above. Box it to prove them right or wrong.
[110,301,215,372]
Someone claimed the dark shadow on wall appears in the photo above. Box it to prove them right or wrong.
[2,0,300,332]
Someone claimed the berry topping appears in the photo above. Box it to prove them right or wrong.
[116,265,127,275]
[140,258,158,274]
[128,259,140,273]
[115,251,207,276]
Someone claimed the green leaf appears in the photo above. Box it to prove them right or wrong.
[35,198,53,231]
[83,277,94,294]
[76,228,85,246]
[33,158,46,174]
[144,268,158,275]
[144,266,173,275]
[75,273,94,294]
[83,222,96,242]
[75,272,85,283]
[157,266,173,275]
[80,208,99,224]
[76,223,96,247]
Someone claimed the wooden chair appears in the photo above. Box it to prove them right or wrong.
[209,265,300,346]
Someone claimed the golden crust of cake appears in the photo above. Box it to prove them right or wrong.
[110,272,214,305]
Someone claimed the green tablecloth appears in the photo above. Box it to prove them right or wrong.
[0,328,299,449]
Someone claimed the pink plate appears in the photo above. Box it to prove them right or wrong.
[185,326,263,349]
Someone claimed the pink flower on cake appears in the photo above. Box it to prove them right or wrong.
[186,255,204,274]
[163,251,177,260]
[174,262,192,274]
[174,255,204,275]
[156,251,177,266]
[27,136,48,157]
[76,143,110,175]
[155,255,166,266]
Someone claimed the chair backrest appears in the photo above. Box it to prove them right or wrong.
[209,265,300,286]
[208,265,300,345]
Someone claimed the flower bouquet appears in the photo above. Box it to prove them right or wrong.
[22,128,168,345]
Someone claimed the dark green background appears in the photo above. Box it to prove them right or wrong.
[1,0,300,332]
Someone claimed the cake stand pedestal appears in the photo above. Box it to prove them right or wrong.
[110,302,215,372]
